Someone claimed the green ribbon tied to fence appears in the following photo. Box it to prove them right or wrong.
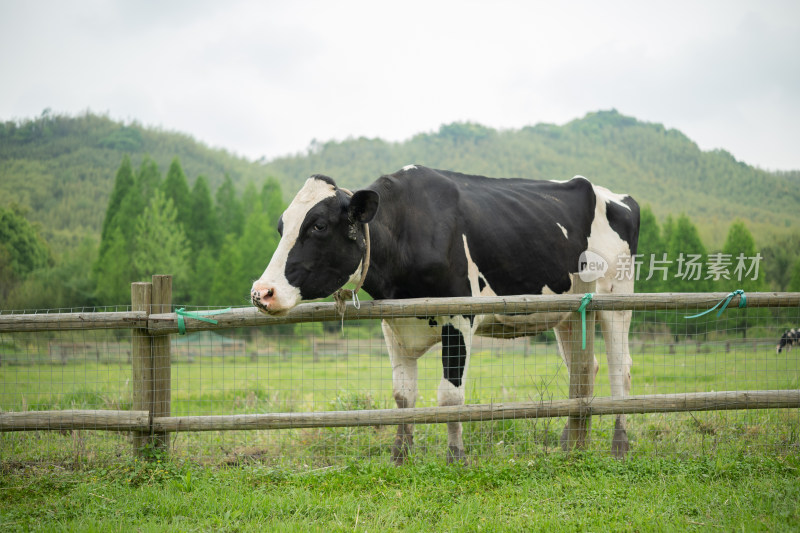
[578,293,594,350]
[175,308,232,335]
[684,290,747,320]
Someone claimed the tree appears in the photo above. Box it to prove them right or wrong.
[261,177,287,226]
[188,175,221,257]
[94,227,133,304]
[721,220,766,292]
[720,220,768,338]
[666,214,711,294]
[161,157,192,230]
[6,236,98,310]
[238,198,279,285]
[761,232,800,291]
[241,181,260,220]
[635,205,666,293]
[94,156,148,304]
[133,190,191,300]
[216,175,244,237]
[788,258,800,292]
[99,155,135,248]
[210,234,244,305]
[136,156,161,204]
[0,206,52,277]
[190,246,218,306]
[0,245,19,304]
[631,205,667,333]
[666,214,711,340]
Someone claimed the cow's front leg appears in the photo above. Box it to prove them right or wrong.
[599,309,633,458]
[440,315,474,464]
[382,319,437,465]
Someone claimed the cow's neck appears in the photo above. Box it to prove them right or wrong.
[357,211,410,301]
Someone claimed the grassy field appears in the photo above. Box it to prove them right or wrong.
[2,450,799,531]
[2,325,800,530]
[2,327,799,463]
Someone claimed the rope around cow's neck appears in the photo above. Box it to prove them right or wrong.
[333,188,371,318]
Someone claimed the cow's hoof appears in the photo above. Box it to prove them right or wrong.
[612,419,630,459]
[447,445,467,465]
[391,434,413,465]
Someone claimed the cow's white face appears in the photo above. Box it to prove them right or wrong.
[251,175,379,314]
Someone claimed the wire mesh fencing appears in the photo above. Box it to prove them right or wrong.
[1,293,799,467]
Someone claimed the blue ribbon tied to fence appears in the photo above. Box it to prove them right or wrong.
[684,290,747,320]
[175,307,232,335]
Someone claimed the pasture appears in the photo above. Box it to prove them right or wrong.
[2,323,799,465]
[2,306,800,530]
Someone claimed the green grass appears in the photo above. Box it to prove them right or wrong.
[2,330,800,530]
[1,451,799,531]
[2,332,800,464]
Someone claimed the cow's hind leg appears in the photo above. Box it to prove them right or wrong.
[439,315,475,464]
[382,319,437,465]
[599,309,633,458]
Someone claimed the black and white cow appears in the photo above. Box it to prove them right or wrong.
[251,165,640,463]
[777,328,800,354]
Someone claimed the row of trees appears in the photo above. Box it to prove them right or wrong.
[632,206,788,338]
[94,155,286,306]
[2,156,286,309]
[635,207,767,294]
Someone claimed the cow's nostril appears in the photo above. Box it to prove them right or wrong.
[266,289,274,297]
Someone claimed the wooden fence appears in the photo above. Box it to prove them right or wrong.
[2,274,800,457]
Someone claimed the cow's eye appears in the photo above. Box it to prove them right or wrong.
[313,223,327,232]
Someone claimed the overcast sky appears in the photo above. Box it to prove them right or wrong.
[2,0,799,170]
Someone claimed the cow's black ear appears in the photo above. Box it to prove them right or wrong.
[348,190,379,224]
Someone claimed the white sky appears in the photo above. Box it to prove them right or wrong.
[1,0,799,170]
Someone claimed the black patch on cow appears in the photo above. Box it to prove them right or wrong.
[428,317,438,327]
[605,196,640,255]
[283,193,366,301]
[478,276,486,292]
[442,324,467,388]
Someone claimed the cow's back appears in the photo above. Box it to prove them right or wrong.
[368,166,635,299]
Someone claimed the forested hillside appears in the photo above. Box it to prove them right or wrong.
[2,109,800,311]
[263,110,800,247]
[0,111,267,254]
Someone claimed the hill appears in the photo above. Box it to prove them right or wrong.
[2,109,799,254]
[262,110,800,247]
[0,111,268,253]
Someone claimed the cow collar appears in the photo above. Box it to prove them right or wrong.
[333,188,371,315]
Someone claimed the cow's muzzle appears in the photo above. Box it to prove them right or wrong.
[251,286,276,314]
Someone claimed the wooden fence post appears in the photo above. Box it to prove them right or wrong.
[561,277,596,451]
[131,275,172,456]
[131,281,153,455]
[151,275,172,451]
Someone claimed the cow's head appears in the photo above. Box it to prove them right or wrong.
[251,175,379,314]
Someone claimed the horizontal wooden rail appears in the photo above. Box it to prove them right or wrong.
[147,292,800,334]
[0,311,147,333]
[0,410,150,432]
[1,292,798,334]
[3,390,797,433]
